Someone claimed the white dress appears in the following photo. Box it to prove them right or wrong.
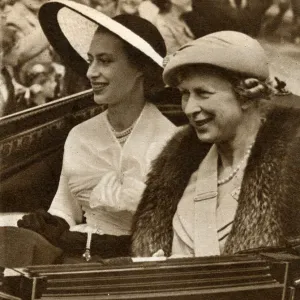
[49,103,177,236]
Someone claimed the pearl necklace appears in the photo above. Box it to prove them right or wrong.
[116,131,132,144]
[112,125,134,137]
[217,142,254,186]
[110,121,136,144]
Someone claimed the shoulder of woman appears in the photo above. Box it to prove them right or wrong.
[65,112,106,145]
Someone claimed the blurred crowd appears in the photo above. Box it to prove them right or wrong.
[0,0,300,117]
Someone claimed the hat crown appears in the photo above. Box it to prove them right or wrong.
[201,31,263,47]
[163,31,269,86]
[113,15,166,58]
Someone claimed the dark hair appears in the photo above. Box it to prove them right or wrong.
[152,0,172,13]
[113,14,167,59]
[122,41,165,103]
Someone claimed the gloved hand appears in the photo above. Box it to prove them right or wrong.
[17,209,70,246]
[58,231,131,259]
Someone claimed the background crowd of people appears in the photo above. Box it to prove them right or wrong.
[0,0,299,117]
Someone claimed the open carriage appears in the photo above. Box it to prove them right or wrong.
[1,252,300,300]
[1,90,300,300]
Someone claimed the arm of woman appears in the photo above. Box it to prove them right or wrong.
[47,129,84,227]
[17,209,70,246]
[17,173,81,246]
[48,172,83,228]
[18,132,83,246]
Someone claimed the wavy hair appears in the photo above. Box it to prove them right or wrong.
[174,64,274,103]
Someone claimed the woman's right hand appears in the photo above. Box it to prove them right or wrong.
[17,209,69,245]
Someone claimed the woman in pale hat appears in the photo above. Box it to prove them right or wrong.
[131,31,300,257]
[1,0,177,266]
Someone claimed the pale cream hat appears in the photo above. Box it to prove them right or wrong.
[163,31,270,86]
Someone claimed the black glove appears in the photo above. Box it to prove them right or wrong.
[17,209,70,246]
[58,231,131,259]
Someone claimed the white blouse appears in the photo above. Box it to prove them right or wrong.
[49,103,177,236]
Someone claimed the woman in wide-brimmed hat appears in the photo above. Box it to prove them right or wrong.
[2,0,177,266]
[132,31,300,257]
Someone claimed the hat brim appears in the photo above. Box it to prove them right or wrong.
[39,0,164,76]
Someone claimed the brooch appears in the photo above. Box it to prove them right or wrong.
[231,187,241,201]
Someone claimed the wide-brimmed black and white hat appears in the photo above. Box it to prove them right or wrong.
[39,0,166,76]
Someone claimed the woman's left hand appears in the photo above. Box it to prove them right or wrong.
[17,209,69,246]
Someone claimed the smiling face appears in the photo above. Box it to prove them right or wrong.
[177,66,243,144]
[86,28,143,106]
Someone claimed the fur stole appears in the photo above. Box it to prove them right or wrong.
[131,106,300,256]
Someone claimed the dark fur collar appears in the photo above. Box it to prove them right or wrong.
[132,106,300,256]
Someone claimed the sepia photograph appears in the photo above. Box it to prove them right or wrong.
[0,0,300,299]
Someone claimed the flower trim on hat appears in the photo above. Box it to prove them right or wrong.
[273,77,291,96]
